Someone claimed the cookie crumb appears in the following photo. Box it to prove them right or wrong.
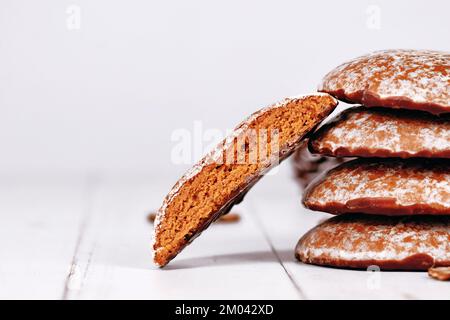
[147,212,157,223]
[217,213,241,223]
[428,267,450,281]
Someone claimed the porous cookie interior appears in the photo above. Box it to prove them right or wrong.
[154,95,335,266]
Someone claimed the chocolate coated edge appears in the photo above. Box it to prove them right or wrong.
[312,146,450,159]
[302,158,450,216]
[295,251,447,271]
[304,200,450,216]
[309,106,450,159]
[320,89,450,115]
[295,213,450,270]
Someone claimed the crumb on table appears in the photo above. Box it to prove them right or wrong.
[428,267,450,281]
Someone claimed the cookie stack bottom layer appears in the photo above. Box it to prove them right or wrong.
[296,214,450,270]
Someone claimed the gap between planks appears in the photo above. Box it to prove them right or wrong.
[246,200,306,299]
[60,183,305,299]
[61,175,99,300]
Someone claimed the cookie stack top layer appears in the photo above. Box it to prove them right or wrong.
[319,49,450,114]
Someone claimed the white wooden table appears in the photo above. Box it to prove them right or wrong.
[1,171,449,300]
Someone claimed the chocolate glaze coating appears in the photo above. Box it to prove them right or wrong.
[292,142,350,189]
[309,106,450,159]
[296,214,450,270]
[303,158,450,216]
[319,49,450,115]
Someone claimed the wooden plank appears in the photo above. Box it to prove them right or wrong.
[0,180,86,299]
[8,174,446,299]
[65,181,301,299]
[252,181,450,300]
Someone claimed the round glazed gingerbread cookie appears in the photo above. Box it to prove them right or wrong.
[309,106,450,159]
[319,49,450,115]
[153,94,338,267]
[292,142,349,189]
[296,213,450,270]
[303,158,450,216]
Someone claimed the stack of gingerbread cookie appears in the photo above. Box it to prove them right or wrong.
[296,49,450,270]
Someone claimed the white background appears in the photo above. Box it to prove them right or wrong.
[1,0,449,300]
[1,0,449,185]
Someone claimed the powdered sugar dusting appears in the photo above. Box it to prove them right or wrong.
[311,107,450,158]
[319,49,450,112]
[297,215,450,265]
[305,159,450,211]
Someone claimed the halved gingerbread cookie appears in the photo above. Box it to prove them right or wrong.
[153,94,338,266]
[309,106,450,158]
[319,49,450,115]
[296,213,450,270]
[303,158,450,216]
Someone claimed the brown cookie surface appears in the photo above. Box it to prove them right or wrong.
[309,106,450,158]
[303,158,450,216]
[296,214,450,270]
[292,142,349,189]
[153,94,338,267]
[428,267,450,281]
[319,49,450,115]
